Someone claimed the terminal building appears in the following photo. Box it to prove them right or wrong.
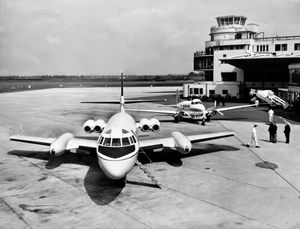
[189,15,300,102]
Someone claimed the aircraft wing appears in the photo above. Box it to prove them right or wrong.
[66,138,97,151]
[126,108,177,115]
[10,136,56,146]
[10,135,97,151]
[139,131,234,150]
[216,102,258,113]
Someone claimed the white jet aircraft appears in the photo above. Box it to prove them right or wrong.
[10,73,235,187]
[126,91,259,125]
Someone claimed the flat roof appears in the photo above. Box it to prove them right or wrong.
[221,54,300,72]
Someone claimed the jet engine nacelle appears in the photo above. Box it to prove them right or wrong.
[171,131,192,154]
[50,133,74,157]
[139,118,151,132]
[94,119,106,133]
[83,119,95,133]
[148,118,160,132]
[139,118,160,132]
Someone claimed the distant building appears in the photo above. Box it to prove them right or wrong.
[190,15,300,100]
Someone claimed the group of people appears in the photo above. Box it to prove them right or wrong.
[246,108,291,148]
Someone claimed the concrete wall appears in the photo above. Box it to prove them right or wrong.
[213,50,245,82]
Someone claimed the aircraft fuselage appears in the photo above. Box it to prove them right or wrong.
[96,112,139,180]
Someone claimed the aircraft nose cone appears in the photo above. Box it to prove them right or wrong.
[97,155,138,180]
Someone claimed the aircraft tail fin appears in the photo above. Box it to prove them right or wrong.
[120,72,125,112]
[80,72,166,108]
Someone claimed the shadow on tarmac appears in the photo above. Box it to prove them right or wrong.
[7,150,123,206]
[7,142,239,205]
[139,143,240,167]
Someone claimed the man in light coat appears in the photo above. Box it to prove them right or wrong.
[246,124,260,148]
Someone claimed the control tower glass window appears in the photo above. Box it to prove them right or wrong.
[241,18,246,25]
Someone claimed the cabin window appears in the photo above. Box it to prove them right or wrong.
[122,137,130,146]
[103,138,111,146]
[112,138,121,147]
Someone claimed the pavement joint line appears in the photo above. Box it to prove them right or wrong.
[181,164,266,190]
[128,174,277,228]
[161,184,278,229]
[0,196,33,229]
[15,155,154,229]
[218,120,300,195]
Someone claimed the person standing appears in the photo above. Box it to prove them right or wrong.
[246,124,260,148]
[268,108,274,122]
[281,117,291,143]
[273,122,277,143]
[268,122,274,142]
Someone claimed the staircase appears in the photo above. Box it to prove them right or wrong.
[135,160,161,188]
[250,89,289,109]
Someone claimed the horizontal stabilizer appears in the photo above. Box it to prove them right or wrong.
[81,99,166,104]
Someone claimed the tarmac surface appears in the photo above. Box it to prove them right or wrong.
[1,86,300,229]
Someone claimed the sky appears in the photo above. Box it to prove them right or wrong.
[0,0,300,76]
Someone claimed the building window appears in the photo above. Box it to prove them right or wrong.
[256,45,259,52]
[266,45,269,52]
[235,33,242,39]
[282,44,287,51]
[291,69,300,84]
[193,88,203,95]
[221,72,237,81]
[222,90,228,95]
[223,54,227,58]
[294,43,300,50]
[209,90,215,95]
[275,44,288,51]
[205,71,213,81]
[190,88,193,95]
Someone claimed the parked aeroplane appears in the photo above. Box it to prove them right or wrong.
[126,91,259,125]
[9,73,234,187]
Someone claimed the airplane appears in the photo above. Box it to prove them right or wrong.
[126,90,259,125]
[9,73,235,187]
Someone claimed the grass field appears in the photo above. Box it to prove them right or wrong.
[0,79,192,93]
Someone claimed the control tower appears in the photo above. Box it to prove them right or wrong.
[210,16,258,41]
[192,15,300,99]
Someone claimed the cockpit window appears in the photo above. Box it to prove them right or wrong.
[99,137,104,145]
[122,137,130,146]
[131,135,136,143]
[103,138,111,146]
[112,138,121,147]
[191,100,202,105]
